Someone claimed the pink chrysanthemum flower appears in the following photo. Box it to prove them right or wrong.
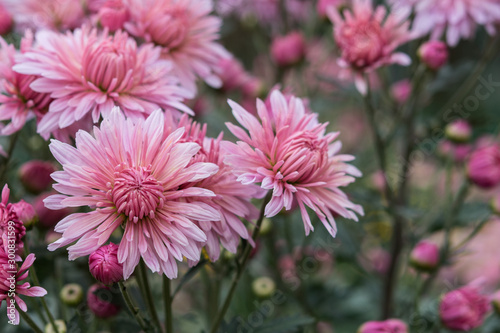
[125,0,230,93]
[168,116,264,261]
[327,0,412,94]
[13,27,192,140]
[389,0,500,47]
[0,185,26,259]
[3,0,86,31]
[222,90,364,237]
[0,250,47,325]
[46,108,221,279]
[0,34,52,136]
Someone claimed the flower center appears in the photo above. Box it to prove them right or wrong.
[111,165,164,223]
[147,6,189,49]
[288,131,328,168]
[338,19,385,69]
[82,38,136,92]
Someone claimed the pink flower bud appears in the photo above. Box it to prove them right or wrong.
[271,32,306,67]
[19,160,57,194]
[87,284,120,318]
[34,193,75,228]
[492,290,500,314]
[98,0,129,32]
[11,200,38,229]
[89,243,123,285]
[0,4,13,35]
[418,41,448,70]
[409,240,439,271]
[467,144,500,188]
[390,79,412,105]
[445,119,472,143]
[358,319,408,333]
[440,286,490,331]
[438,140,472,163]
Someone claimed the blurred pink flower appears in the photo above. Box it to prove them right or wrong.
[3,0,86,31]
[14,27,191,140]
[409,240,439,271]
[223,90,364,237]
[170,116,264,262]
[87,284,120,318]
[467,144,500,189]
[359,247,390,274]
[46,108,220,279]
[0,185,26,259]
[327,0,412,94]
[271,31,306,67]
[0,251,47,325]
[438,140,472,163]
[11,200,37,228]
[125,0,230,94]
[358,319,408,333]
[390,0,500,47]
[418,40,449,70]
[440,285,490,331]
[216,57,262,97]
[89,243,123,285]
[390,79,412,105]
[445,119,472,143]
[19,160,57,194]
[0,34,52,136]
[0,4,13,35]
[97,0,130,32]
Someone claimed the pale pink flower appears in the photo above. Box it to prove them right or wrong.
[89,243,123,285]
[14,27,192,140]
[46,108,220,279]
[0,250,47,325]
[125,0,230,93]
[170,116,264,262]
[223,90,364,237]
[327,0,412,94]
[358,319,408,333]
[0,185,26,259]
[390,0,500,47]
[3,0,86,32]
[0,34,52,136]
[440,285,490,331]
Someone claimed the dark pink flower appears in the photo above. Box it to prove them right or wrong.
[467,144,500,188]
[0,5,13,35]
[0,185,25,259]
[11,200,37,229]
[440,286,490,331]
[89,243,123,285]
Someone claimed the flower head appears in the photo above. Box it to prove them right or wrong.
[327,0,412,94]
[440,286,490,331]
[0,34,52,136]
[89,243,123,285]
[271,31,306,67]
[390,0,500,47]
[125,0,230,93]
[46,108,220,279]
[0,185,26,258]
[0,250,47,325]
[97,0,130,32]
[13,27,192,140]
[418,41,449,70]
[223,90,364,237]
[467,144,500,188]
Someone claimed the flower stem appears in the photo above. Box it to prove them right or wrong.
[163,276,173,333]
[138,260,163,333]
[118,281,152,332]
[0,131,20,183]
[209,191,272,333]
[17,305,44,333]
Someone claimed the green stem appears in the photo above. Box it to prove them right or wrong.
[0,131,20,182]
[163,276,173,333]
[17,305,44,333]
[209,191,272,333]
[138,260,163,333]
[118,281,152,332]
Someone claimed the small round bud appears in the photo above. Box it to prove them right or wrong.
[358,319,408,333]
[19,160,57,194]
[271,32,306,67]
[409,241,440,271]
[87,284,120,318]
[11,200,38,229]
[467,144,500,189]
[445,119,472,143]
[252,276,276,298]
[89,243,123,285]
[418,40,448,70]
[60,283,84,306]
[45,320,67,333]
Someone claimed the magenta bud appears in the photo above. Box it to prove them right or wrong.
[440,286,490,331]
[87,284,120,318]
[467,144,500,189]
[409,240,439,271]
[89,243,123,285]
[445,119,472,143]
[0,4,13,35]
[271,31,306,67]
[358,319,408,333]
[11,200,38,229]
[418,41,448,70]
